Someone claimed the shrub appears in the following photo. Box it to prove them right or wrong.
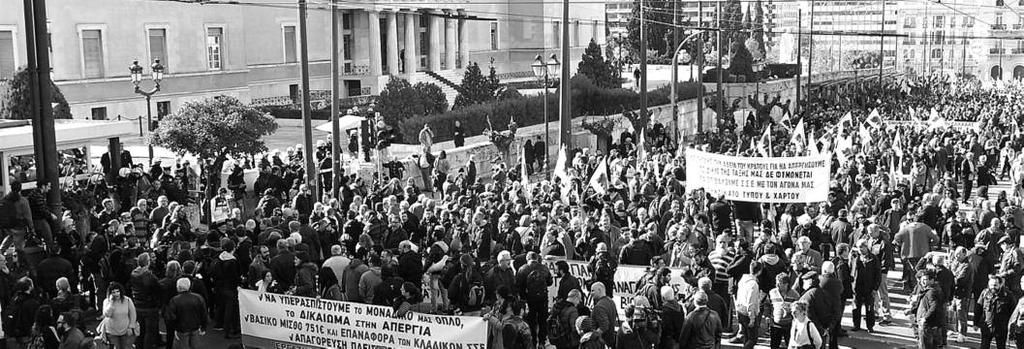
[260,106,332,120]
[398,76,704,143]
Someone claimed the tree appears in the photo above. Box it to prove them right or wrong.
[377,77,449,125]
[150,95,278,201]
[626,0,674,58]
[1,67,73,120]
[453,63,498,109]
[721,0,745,44]
[577,40,619,88]
[753,0,767,61]
[411,82,449,116]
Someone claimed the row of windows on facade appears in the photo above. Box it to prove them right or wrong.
[1,17,600,80]
[88,101,171,121]
[903,16,977,28]
[0,27,222,79]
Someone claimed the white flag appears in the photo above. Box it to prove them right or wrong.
[790,118,806,152]
[588,159,609,195]
[837,112,854,135]
[866,108,882,129]
[520,148,532,203]
[808,133,821,155]
[893,129,904,157]
[757,127,772,157]
[859,123,873,146]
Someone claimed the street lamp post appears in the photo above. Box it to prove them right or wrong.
[129,59,164,165]
[531,53,560,175]
[671,31,706,142]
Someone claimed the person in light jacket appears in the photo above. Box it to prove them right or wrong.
[99,282,137,349]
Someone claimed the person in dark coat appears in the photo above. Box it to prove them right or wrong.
[851,242,881,332]
[799,271,834,348]
[977,275,1013,349]
[165,278,208,349]
[554,260,581,300]
[660,286,686,349]
[129,253,162,349]
[396,241,424,285]
[911,270,947,349]
[211,238,242,339]
[4,277,41,345]
[35,248,75,299]
[452,120,466,148]
[678,291,722,349]
[269,239,297,291]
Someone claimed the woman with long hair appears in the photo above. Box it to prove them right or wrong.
[28,304,59,349]
[98,282,138,349]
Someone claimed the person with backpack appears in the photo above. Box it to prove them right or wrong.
[617,296,661,349]
[501,300,534,349]
[449,253,486,315]
[516,252,552,347]
[548,289,582,349]
[589,243,617,297]
[576,316,606,349]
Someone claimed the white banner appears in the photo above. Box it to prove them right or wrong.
[884,119,980,132]
[685,149,832,203]
[239,288,487,349]
[543,259,696,317]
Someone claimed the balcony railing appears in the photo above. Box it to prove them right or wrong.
[902,39,916,45]
[992,24,1007,30]
[342,64,370,76]
[1013,48,1024,54]
[250,87,375,108]
[990,48,1006,54]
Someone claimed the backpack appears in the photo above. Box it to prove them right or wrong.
[501,318,535,349]
[467,281,485,308]
[525,268,548,300]
[546,301,572,347]
[631,306,662,335]
[0,198,17,229]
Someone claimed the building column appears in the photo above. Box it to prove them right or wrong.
[404,12,419,74]
[386,11,400,75]
[445,13,457,70]
[428,11,442,71]
[458,10,469,69]
[367,10,383,76]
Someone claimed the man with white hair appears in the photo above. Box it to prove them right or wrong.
[166,278,208,349]
[322,245,350,284]
[660,285,685,349]
[819,261,844,349]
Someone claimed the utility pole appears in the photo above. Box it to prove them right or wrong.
[808,0,814,99]
[330,0,341,199]
[697,0,704,134]
[559,0,572,148]
[23,0,60,211]
[640,0,648,113]
[716,1,723,118]
[879,0,886,84]
[923,3,929,74]
[299,0,318,194]
[795,8,802,117]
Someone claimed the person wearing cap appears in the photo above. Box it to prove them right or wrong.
[166,278,208,349]
[798,270,833,347]
[906,269,945,349]
[998,234,1024,295]
[588,243,617,298]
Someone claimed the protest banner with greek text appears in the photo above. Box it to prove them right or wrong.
[685,149,831,203]
[543,258,695,316]
[238,288,487,349]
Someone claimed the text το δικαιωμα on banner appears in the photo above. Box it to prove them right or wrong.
[684,149,832,203]
[238,288,488,349]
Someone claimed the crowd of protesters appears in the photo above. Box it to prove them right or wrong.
[1,73,1024,349]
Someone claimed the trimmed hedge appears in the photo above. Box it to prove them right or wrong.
[261,106,333,120]
[397,76,703,143]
